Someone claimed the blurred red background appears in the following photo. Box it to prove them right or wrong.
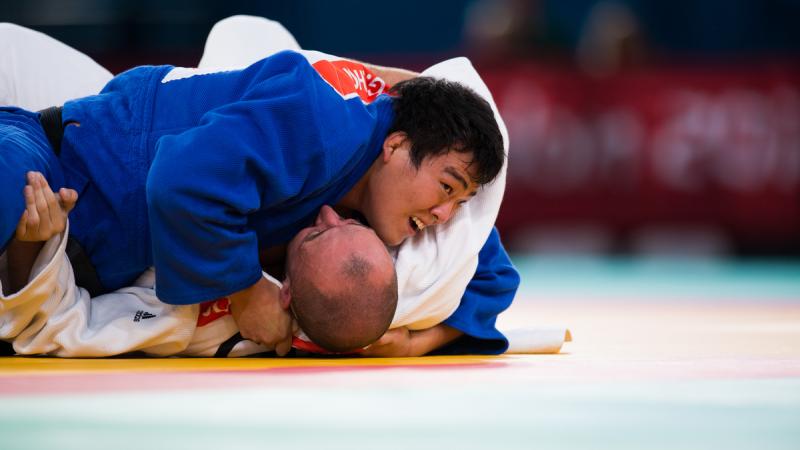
[3,0,799,255]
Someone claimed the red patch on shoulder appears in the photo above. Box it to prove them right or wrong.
[311,60,389,103]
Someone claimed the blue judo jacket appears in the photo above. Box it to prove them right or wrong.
[1,50,519,354]
[59,51,393,304]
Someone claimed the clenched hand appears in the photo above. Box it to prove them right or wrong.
[228,276,294,356]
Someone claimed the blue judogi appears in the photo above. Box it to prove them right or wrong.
[0,50,518,354]
[440,228,519,354]
[0,108,65,252]
[57,50,394,304]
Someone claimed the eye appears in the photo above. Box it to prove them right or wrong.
[441,182,453,195]
[303,230,323,243]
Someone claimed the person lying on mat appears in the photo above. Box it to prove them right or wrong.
[0,20,518,357]
[0,173,396,357]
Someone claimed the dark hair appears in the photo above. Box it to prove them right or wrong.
[389,77,504,185]
[290,254,398,353]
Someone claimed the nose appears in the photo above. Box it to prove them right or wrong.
[430,201,458,225]
[315,205,345,227]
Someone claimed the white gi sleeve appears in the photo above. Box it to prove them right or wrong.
[0,222,198,357]
[391,58,509,330]
[198,15,301,69]
[0,23,112,110]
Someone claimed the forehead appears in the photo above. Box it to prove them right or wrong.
[425,151,479,188]
[430,149,474,166]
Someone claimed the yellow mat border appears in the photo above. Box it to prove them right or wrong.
[0,354,504,375]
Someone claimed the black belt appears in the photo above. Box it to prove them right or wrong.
[65,237,107,298]
[37,105,107,297]
[38,106,64,156]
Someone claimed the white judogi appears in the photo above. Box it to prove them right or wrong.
[1,225,195,356]
[0,23,112,111]
[0,223,277,357]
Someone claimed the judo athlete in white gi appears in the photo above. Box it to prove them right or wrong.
[1,174,397,357]
[0,18,519,357]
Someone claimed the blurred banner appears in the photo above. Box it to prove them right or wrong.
[2,0,799,255]
[486,63,800,255]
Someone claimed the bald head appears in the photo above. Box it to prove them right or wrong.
[285,206,397,352]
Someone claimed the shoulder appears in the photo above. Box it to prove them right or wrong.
[244,50,315,78]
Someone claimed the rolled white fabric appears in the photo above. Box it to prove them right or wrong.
[502,328,573,354]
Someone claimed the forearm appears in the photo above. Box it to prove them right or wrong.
[409,324,463,356]
[5,239,45,295]
[360,62,419,86]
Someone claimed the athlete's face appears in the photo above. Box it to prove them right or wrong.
[288,205,376,264]
[286,206,390,290]
[360,132,479,247]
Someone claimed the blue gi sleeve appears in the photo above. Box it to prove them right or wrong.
[146,52,363,305]
[432,227,520,355]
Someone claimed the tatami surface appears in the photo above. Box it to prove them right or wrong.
[1,257,799,450]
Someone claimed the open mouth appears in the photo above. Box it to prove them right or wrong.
[409,216,425,233]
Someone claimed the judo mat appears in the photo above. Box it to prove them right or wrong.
[1,257,799,450]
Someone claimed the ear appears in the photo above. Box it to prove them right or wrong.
[279,278,292,310]
[381,131,408,163]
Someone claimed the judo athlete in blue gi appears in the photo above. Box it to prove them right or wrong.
[0,49,517,357]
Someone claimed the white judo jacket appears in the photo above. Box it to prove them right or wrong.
[0,224,275,357]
